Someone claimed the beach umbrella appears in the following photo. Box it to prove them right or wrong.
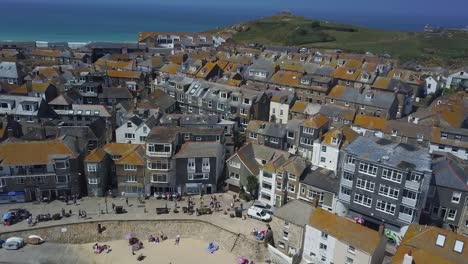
[125,233,135,240]
[2,212,12,220]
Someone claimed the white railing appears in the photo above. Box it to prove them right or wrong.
[341,179,353,188]
[402,197,417,207]
[404,181,420,191]
[339,193,351,203]
[343,163,355,172]
[147,152,171,158]
[398,212,413,223]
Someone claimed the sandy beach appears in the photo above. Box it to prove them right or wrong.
[75,238,238,264]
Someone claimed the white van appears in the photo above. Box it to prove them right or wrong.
[247,206,272,222]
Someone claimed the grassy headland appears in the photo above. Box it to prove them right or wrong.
[211,15,468,67]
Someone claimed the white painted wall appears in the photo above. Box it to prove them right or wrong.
[429,143,468,160]
[116,121,150,144]
[424,76,439,94]
[269,101,290,124]
[446,70,468,88]
[258,169,277,207]
[311,142,340,173]
[303,225,336,264]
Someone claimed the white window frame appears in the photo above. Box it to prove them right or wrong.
[354,193,372,208]
[88,178,98,185]
[124,164,137,171]
[151,173,167,183]
[87,163,97,173]
[358,162,378,176]
[452,191,461,204]
[187,158,196,172]
[126,175,137,183]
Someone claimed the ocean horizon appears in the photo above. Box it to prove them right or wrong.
[1,1,466,43]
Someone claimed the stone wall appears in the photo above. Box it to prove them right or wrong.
[0,219,266,262]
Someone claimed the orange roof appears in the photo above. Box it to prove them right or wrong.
[332,67,361,81]
[95,59,133,70]
[353,114,388,131]
[84,148,107,163]
[196,62,217,79]
[372,77,392,90]
[431,94,466,128]
[431,127,468,149]
[392,224,468,264]
[290,101,308,113]
[103,143,137,156]
[303,114,329,128]
[115,146,145,165]
[327,85,347,98]
[31,49,61,58]
[278,61,304,72]
[226,79,243,87]
[37,67,60,79]
[10,84,28,94]
[344,59,363,69]
[0,141,75,165]
[269,70,302,87]
[216,60,229,70]
[107,70,141,79]
[310,208,382,254]
[168,54,186,65]
[322,126,358,146]
[159,63,180,75]
[387,69,408,80]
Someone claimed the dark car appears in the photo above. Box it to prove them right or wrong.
[8,208,31,222]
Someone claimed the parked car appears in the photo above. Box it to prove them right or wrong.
[2,237,25,250]
[247,207,271,222]
[8,208,31,221]
[252,201,273,214]
[0,239,5,248]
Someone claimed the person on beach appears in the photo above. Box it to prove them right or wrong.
[125,197,129,206]
[175,235,180,245]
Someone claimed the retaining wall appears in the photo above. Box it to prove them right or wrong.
[0,219,266,262]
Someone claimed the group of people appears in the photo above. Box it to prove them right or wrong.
[209,195,221,210]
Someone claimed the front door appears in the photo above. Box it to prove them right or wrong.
[206,186,212,194]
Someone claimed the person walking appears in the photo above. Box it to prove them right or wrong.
[125,197,129,206]
[175,235,180,245]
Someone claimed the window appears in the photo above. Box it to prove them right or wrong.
[230,172,240,180]
[320,157,326,163]
[139,136,147,142]
[188,173,209,180]
[17,177,25,184]
[436,234,446,247]
[232,96,239,102]
[88,178,98,184]
[283,231,289,240]
[202,158,210,172]
[217,103,224,110]
[319,243,327,250]
[287,183,295,193]
[321,256,326,261]
[249,132,258,139]
[447,209,457,221]
[278,241,285,249]
[452,192,461,204]
[230,160,241,168]
[127,121,132,128]
[270,138,279,144]
[354,193,372,207]
[356,178,375,192]
[126,175,136,182]
[148,143,171,153]
[403,189,417,200]
[147,160,170,170]
[382,168,403,183]
[346,156,355,164]
[240,108,247,116]
[187,158,196,172]
[441,133,448,139]
[358,162,378,176]
[348,246,355,255]
[262,181,272,190]
[321,232,328,239]
[341,186,351,196]
[87,164,97,172]
[300,137,313,146]
[208,101,212,108]
[279,110,284,116]
[376,200,396,215]
[321,146,327,152]
[56,175,70,183]
[343,172,354,181]
[124,164,137,171]
[276,181,282,190]
[243,98,251,105]
[303,127,314,135]
[345,257,354,264]
[272,108,275,114]
[0,178,6,187]
[55,160,69,169]
[151,174,167,183]
[454,240,464,254]
[379,185,399,199]
[288,174,297,181]
[406,173,421,182]
[287,131,294,139]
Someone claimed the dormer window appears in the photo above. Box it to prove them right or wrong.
[394,72,402,78]
[314,57,322,62]
[300,56,306,62]
[189,66,197,72]
[220,92,227,99]
[301,78,310,85]
[347,69,355,74]
[243,98,251,105]
[392,130,398,136]
[441,133,448,139]
[259,123,266,129]
[362,73,370,80]
[331,137,339,145]
[365,93,374,100]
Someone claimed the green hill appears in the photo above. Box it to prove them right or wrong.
[211,15,468,67]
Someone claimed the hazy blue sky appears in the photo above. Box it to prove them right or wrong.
[6,0,468,17]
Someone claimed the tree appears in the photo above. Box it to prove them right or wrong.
[246,175,259,198]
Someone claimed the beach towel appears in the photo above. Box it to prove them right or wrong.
[205,242,219,254]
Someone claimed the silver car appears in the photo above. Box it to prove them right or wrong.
[3,237,24,250]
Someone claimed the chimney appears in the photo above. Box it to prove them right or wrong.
[378,224,385,236]
[402,251,413,264]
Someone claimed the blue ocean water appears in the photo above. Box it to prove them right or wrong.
[0,0,466,42]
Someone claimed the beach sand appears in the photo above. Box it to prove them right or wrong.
[75,238,238,264]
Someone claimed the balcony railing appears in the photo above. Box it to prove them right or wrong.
[343,163,356,172]
[339,193,351,203]
[11,168,55,177]
[402,197,417,207]
[341,179,353,188]
[404,181,420,191]
[147,151,171,158]
[398,212,414,223]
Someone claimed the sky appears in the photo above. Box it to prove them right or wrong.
[7,0,468,18]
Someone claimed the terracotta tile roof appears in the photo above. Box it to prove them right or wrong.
[37,67,60,79]
[278,61,304,72]
[269,70,302,87]
[216,60,229,70]
[10,84,28,94]
[372,77,392,90]
[195,62,217,79]
[107,70,141,79]
[431,127,468,149]
[332,67,361,81]
[226,79,242,87]
[159,63,180,75]
[95,59,133,70]
[309,208,383,255]
[168,54,186,65]
[290,101,308,113]
[343,59,363,69]
[0,140,75,165]
[353,114,388,131]
[431,93,467,128]
[115,145,145,165]
[322,125,358,146]
[302,114,329,128]
[327,85,347,98]
[84,148,107,163]
[103,143,137,157]
[31,49,61,58]
[392,224,468,264]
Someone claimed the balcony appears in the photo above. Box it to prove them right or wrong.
[343,163,355,172]
[341,179,353,188]
[11,167,55,177]
[147,151,171,158]
[398,212,414,223]
[339,193,351,203]
[402,197,417,207]
[404,181,420,191]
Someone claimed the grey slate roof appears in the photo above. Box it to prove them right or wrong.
[345,136,432,173]
[175,142,223,158]
[273,199,315,226]
[0,62,18,79]
[128,115,144,127]
[432,156,468,191]
[100,87,133,99]
[300,166,339,194]
[333,87,396,109]
[247,120,286,138]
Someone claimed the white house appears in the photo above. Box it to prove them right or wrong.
[116,115,158,144]
[302,208,387,264]
[269,93,296,124]
[424,76,442,94]
[312,126,358,173]
[258,155,288,207]
[445,67,468,89]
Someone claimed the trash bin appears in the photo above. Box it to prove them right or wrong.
[115,206,124,214]
[235,208,242,218]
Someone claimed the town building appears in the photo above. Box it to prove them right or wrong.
[0,94,51,122]
[246,120,287,150]
[445,67,468,89]
[429,127,468,160]
[0,62,21,84]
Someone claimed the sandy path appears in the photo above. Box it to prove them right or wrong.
[75,238,238,264]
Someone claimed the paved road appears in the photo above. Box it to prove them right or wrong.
[0,193,264,236]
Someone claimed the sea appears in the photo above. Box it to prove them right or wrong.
[0,0,466,43]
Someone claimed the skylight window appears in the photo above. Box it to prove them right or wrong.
[436,234,446,247]
[454,240,464,253]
